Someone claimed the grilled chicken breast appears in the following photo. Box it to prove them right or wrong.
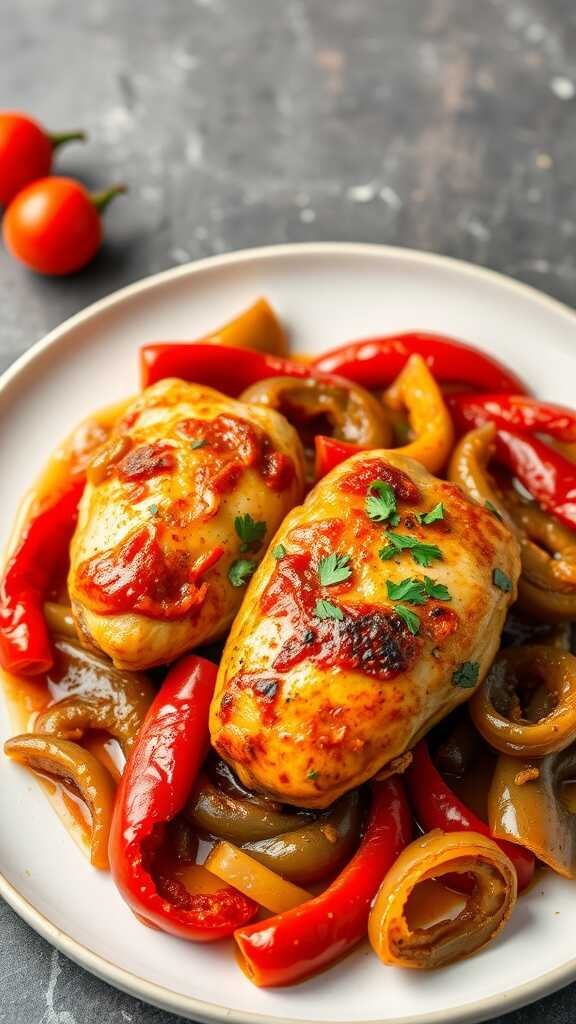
[210,451,520,808]
[68,379,304,670]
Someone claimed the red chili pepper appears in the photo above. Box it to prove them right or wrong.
[405,741,534,892]
[234,777,411,987]
[140,342,315,395]
[108,654,257,941]
[314,435,366,479]
[494,429,576,531]
[311,332,527,394]
[0,479,84,676]
[449,393,576,442]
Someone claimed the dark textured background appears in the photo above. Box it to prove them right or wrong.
[1,0,576,1021]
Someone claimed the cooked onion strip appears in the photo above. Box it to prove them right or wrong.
[4,733,115,869]
[368,830,517,969]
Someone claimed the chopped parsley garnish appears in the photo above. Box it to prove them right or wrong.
[493,568,512,593]
[307,769,319,780]
[228,558,257,588]
[386,577,428,606]
[395,604,421,635]
[314,598,344,621]
[485,499,504,522]
[416,502,445,525]
[423,576,451,601]
[235,513,266,552]
[365,481,400,526]
[189,438,208,450]
[452,661,480,688]
[379,533,443,567]
[272,544,287,560]
[317,552,352,587]
[147,503,159,517]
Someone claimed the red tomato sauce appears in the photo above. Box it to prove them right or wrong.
[75,525,223,619]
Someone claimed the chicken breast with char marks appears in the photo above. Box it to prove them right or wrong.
[68,379,305,670]
[210,451,520,809]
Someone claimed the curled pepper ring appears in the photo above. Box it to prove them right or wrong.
[470,646,576,757]
[368,829,517,969]
[240,375,391,481]
[449,424,576,621]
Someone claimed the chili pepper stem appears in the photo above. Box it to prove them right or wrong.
[48,130,86,149]
[91,184,127,213]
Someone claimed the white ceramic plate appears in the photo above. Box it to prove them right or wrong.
[1,243,576,1024]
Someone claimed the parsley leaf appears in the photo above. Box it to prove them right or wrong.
[452,661,480,688]
[189,438,208,450]
[228,559,257,588]
[379,533,442,567]
[395,604,421,635]
[314,598,344,621]
[485,499,503,522]
[235,513,266,553]
[493,568,512,593]
[365,481,400,526]
[386,577,428,605]
[307,769,319,780]
[318,552,352,587]
[416,502,445,525]
[272,544,287,560]
[147,503,159,517]
[423,576,451,601]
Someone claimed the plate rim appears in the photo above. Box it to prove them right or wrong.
[2,240,576,1024]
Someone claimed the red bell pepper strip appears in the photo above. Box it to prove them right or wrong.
[108,654,257,941]
[314,435,366,479]
[449,393,576,442]
[234,777,411,987]
[311,332,527,394]
[405,741,534,892]
[494,429,576,532]
[140,342,316,395]
[0,479,84,676]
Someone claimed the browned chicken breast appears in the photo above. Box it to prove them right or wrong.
[68,379,305,670]
[210,451,520,808]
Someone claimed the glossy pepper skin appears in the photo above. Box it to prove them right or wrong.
[314,435,366,479]
[234,778,412,987]
[108,655,258,940]
[0,479,84,676]
[405,741,535,892]
[311,332,527,394]
[449,393,576,442]
[140,342,315,395]
[495,429,576,532]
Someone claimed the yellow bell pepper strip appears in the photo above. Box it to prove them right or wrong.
[470,646,576,757]
[205,841,311,913]
[196,297,288,356]
[489,745,576,878]
[34,637,155,756]
[368,829,517,969]
[4,733,115,869]
[383,355,454,473]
